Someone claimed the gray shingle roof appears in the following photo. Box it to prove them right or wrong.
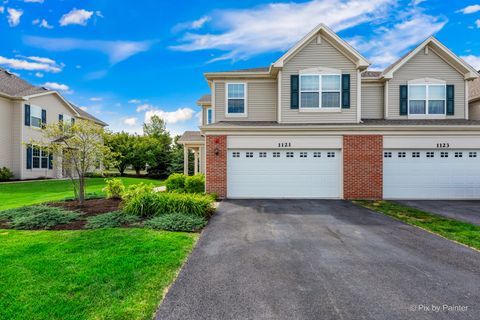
[0,68,50,96]
[178,131,204,143]
[0,67,107,126]
[197,94,211,105]
[204,120,480,127]
[361,71,382,78]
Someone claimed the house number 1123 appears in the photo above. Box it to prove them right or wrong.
[436,143,450,148]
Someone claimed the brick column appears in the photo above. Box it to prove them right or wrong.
[343,135,383,200]
[205,135,227,198]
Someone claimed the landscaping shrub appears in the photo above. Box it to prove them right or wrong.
[122,192,214,218]
[122,183,155,202]
[103,178,125,199]
[185,174,205,193]
[165,173,186,192]
[1,206,80,230]
[0,167,13,181]
[144,213,207,232]
[85,211,139,229]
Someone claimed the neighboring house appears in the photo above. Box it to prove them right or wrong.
[0,68,107,180]
[469,75,480,120]
[180,23,480,200]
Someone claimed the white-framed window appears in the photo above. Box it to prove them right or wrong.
[398,152,406,158]
[314,152,321,158]
[259,152,267,158]
[300,152,307,158]
[384,152,392,158]
[426,152,434,158]
[232,152,240,158]
[273,152,280,158]
[30,105,43,128]
[300,74,341,109]
[226,83,247,116]
[327,152,335,158]
[286,152,294,158]
[455,152,463,158]
[412,152,420,158]
[408,80,446,116]
[206,108,213,124]
[469,152,477,158]
[31,146,51,169]
[441,152,449,158]
[246,152,253,158]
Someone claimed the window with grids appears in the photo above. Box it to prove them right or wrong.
[469,152,477,158]
[441,152,449,158]
[227,83,246,115]
[300,74,341,109]
[273,152,280,158]
[408,84,446,115]
[313,152,321,158]
[299,152,307,158]
[246,152,253,158]
[286,152,294,158]
[426,152,434,158]
[398,152,406,158]
[455,152,463,158]
[232,152,240,158]
[327,152,335,158]
[32,146,49,169]
[384,152,392,158]
[259,152,267,158]
[412,152,420,158]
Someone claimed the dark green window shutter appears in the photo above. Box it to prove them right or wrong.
[399,85,408,115]
[290,75,299,109]
[25,104,31,126]
[71,117,75,126]
[26,146,32,169]
[49,153,53,170]
[446,85,454,115]
[59,114,63,122]
[341,74,350,108]
[41,109,47,128]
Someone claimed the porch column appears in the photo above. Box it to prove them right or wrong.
[183,145,189,175]
[194,148,199,175]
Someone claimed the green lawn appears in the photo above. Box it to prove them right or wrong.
[0,228,197,320]
[0,177,164,211]
[356,200,480,250]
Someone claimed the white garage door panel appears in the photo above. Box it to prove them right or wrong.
[228,150,340,198]
[384,150,480,199]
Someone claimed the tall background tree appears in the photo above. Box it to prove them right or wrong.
[143,116,172,178]
[104,131,131,175]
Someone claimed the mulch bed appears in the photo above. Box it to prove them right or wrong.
[47,198,123,230]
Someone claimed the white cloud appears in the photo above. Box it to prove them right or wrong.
[89,97,103,101]
[60,8,94,26]
[461,55,480,71]
[25,56,56,64]
[174,16,211,32]
[135,104,152,112]
[41,82,72,93]
[456,5,480,14]
[7,8,23,27]
[144,107,195,124]
[80,106,88,111]
[38,19,53,29]
[0,56,62,72]
[34,72,44,77]
[95,11,104,18]
[348,9,447,69]
[123,117,138,126]
[0,7,4,14]
[24,36,154,64]
[476,19,480,28]
[171,0,394,61]
[129,99,142,104]
[23,0,45,3]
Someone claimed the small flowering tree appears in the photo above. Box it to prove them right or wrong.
[34,119,114,205]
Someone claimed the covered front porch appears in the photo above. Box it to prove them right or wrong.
[178,131,205,175]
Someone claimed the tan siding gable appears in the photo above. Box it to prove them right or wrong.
[281,36,358,123]
[387,47,465,119]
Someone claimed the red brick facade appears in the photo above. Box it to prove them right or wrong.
[205,135,227,198]
[343,135,383,200]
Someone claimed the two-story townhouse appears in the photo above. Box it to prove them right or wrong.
[0,68,107,180]
[179,23,480,200]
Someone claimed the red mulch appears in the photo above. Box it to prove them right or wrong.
[46,198,123,230]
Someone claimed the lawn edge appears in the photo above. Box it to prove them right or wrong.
[352,200,480,253]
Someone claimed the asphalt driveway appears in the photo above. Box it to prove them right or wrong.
[397,200,480,226]
[156,200,480,320]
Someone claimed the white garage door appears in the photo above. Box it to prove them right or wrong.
[384,150,480,199]
[227,149,341,199]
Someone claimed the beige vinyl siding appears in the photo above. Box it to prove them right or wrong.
[0,98,13,170]
[387,46,465,119]
[281,36,358,123]
[11,101,23,178]
[361,84,384,119]
[470,100,480,120]
[214,81,277,122]
[202,106,207,126]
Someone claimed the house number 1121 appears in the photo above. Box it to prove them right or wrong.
[278,142,291,148]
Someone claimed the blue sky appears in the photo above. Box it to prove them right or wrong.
[0,0,479,135]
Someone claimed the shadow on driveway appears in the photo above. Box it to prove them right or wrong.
[156,199,480,320]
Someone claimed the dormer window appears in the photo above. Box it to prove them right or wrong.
[299,69,341,109]
[408,79,446,116]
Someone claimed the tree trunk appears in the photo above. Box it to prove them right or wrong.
[78,176,85,205]
[135,168,141,176]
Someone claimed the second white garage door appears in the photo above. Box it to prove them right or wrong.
[384,149,480,199]
[227,149,341,199]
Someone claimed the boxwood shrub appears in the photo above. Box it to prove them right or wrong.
[185,174,205,193]
[165,173,186,192]
[122,192,214,218]
[144,213,207,232]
